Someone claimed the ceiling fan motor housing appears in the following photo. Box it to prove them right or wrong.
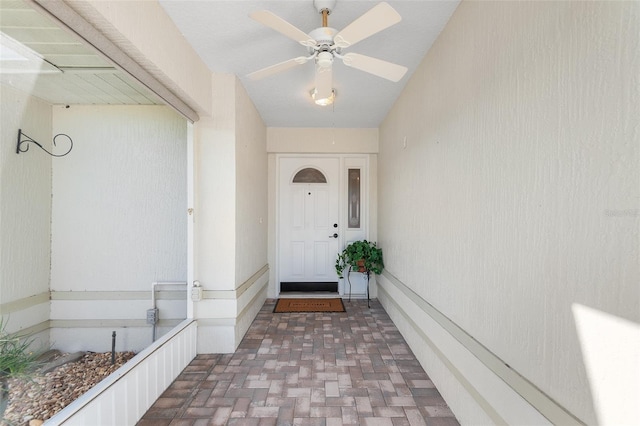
[308,27,341,63]
[309,27,338,46]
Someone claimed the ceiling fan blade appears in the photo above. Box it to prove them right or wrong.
[334,2,401,48]
[250,10,315,46]
[341,53,407,82]
[314,65,333,101]
[247,56,309,80]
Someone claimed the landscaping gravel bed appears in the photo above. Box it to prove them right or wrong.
[4,351,136,425]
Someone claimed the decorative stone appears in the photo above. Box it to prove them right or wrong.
[5,351,135,424]
[40,351,88,374]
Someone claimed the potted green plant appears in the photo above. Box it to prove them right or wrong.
[0,319,43,419]
[335,240,384,278]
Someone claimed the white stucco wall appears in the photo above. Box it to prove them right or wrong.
[235,79,268,287]
[0,84,52,339]
[267,128,378,153]
[194,75,268,353]
[378,1,638,425]
[195,74,237,292]
[50,105,187,351]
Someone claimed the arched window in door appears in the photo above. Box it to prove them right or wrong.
[292,167,327,183]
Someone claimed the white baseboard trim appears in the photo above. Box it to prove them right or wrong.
[196,265,269,354]
[378,270,583,425]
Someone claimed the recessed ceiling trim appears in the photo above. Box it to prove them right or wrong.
[26,0,199,122]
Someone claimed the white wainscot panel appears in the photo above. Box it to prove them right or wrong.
[195,299,237,318]
[50,300,149,320]
[197,323,236,353]
[51,327,154,353]
[2,302,49,331]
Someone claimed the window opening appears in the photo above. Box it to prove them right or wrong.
[292,167,327,183]
[348,168,361,228]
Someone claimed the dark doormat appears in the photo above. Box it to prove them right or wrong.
[273,298,346,313]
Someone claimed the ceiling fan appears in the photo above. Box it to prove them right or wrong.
[247,0,408,104]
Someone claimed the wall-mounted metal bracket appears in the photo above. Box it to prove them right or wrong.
[16,128,73,157]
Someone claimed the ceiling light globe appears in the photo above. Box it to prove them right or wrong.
[316,51,333,68]
[311,88,336,106]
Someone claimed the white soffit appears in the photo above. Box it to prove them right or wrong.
[0,0,163,108]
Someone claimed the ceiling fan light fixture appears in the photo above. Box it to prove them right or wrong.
[316,51,333,68]
[311,88,336,106]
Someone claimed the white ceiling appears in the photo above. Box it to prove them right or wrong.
[159,0,460,128]
[1,0,460,129]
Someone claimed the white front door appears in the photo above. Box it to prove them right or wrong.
[278,157,340,291]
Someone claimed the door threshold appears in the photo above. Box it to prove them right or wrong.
[278,291,341,299]
[280,281,338,292]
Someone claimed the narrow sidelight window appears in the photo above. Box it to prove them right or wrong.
[348,169,361,228]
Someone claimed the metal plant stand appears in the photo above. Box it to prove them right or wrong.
[346,266,370,308]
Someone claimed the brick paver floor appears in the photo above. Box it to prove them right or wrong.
[138,299,459,426]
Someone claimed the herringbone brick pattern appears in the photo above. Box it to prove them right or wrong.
[138,299,459,425]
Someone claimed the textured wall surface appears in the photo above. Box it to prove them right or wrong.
[194,74,268,291]
[49,105,187,351]
[0,84,52,335]
[51,105,187,291]
[267,128,378,153]
[235,79,268,287]
[194,75,268,353]
[378,1,638,424]
[195,74,236,291]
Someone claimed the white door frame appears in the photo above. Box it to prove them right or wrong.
[274,153,370,298]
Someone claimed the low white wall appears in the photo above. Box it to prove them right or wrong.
[49,287,186,352]
[47,319,197,426]
[0,83,52,345]
[378,1,638,424]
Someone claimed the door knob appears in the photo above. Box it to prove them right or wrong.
[329,233,338,238]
